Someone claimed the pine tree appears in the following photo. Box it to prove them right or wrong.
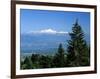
[52,43,65,67]
[66,19,90,67]
[23,56,33,69]
[39,55,52,68]
[31,54,40,68]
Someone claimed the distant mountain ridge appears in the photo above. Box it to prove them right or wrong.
[21,33,90,55]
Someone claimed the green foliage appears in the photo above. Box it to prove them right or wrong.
[52,43,66,67]
[22,57,33,69]
[39,55,52,68]
[31,54,40,63]
[66,19,90,67]
[31,54,40,68]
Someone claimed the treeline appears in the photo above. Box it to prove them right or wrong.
[21,44,67,69]
[21,20,90,69]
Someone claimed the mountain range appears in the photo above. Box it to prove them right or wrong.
[21,30,90,55]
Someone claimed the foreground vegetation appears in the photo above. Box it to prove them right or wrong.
[21,20,90,69]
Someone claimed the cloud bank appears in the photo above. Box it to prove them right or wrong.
[28,29,68,34]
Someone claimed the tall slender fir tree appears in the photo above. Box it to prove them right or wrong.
[52,43,65,67]
[66,19,90,67]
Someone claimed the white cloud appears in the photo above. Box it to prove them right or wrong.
[40,29,57,34]
[28,29,68,34]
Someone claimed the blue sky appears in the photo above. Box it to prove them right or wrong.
[20,9,90,34]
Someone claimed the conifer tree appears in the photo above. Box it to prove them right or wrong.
[66,19,90,67]
[23,56,33,69]
[52,43,65,67]
[39,55,52,68]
